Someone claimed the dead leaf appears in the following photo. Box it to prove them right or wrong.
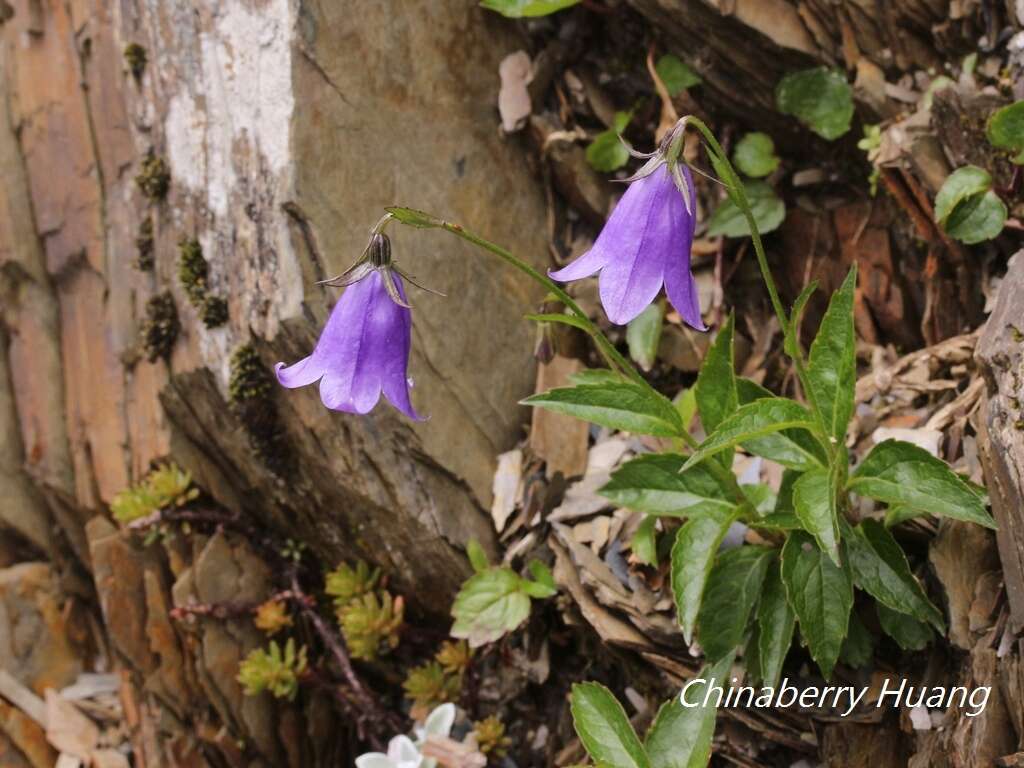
[491,449,523,533]
[422,735,487,768]
[530,355,590,479]
[45,689,99,760]
[498,51,532,133]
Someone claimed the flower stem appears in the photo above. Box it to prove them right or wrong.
[685,118,829,446]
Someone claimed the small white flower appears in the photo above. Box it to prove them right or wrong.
[355,735,423,768]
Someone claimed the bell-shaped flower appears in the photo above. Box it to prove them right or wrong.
[276,231,424,419]
[550,121,705,330]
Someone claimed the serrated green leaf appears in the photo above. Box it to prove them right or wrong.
[781,531,852,679]
[570,682,650,768]
[644,655,732,768]
[697,545,774,662]
[775,67,854,140]
[934,166,992,226]
[793,468,840,565]
[846,519,944,631]
[944,189,1007,244]
[627,302,665,371]
[523,382,684,437]
[706,180,786,238]
[601,454,733,518]
[808,266,857,441]
[840,610,874,668]
[671,511,738,644]
[525,560,558,597]
[655,54,702,97]
[632,515,658,566]
[695,314,739,469]
[757,559,795,688]
[849,440,995,528]
[986,100,1024,162]
[480,0,580,17]
[877,602,932,650]
[733,132,780,178]
[682,398,822,472]
[467,539,490,572]
[450,568,531,648]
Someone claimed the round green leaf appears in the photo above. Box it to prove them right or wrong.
[986,100,1024,162]
[775,68,854,141]
[655,54,702,96]
[943,189,1007,244]
[933,165,992,226]
[706,180,786,238]
[733,132,780,178]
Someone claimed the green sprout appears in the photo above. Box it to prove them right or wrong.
[237,639,308,701]
[473,715,512,758]
[402,661,461,714]
[337,591,404,661]
[110,463,198,524]
[325,560,381,608]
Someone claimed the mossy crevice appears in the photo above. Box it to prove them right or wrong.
[135,217,154,270]
[141,291,179,362]
[123,43,148,80]
[178,237,228,328]
[136,152,170,201]
[228,343,289,472]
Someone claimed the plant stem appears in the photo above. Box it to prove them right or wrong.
[686,118,831,448]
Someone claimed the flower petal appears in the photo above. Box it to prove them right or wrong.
[663,166,706,331]
[355,754,395,768]
[275,357,324,389]
[423,703,456,738]
[548,245,610,282]
[387,735,421,765]
[597,166,677,324]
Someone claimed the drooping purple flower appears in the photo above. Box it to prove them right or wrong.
[276,232,423,420]
[550,136,705,330]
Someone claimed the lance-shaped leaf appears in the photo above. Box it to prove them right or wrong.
[682,398,822,472]
[793,468,840,565]
[781,532,852,679]
[807,266,857,441]
[848,440,995,528]
[695,314,738,469]
[757,559,795,688]
[524,382,684,437]
[626,302,665,371]
[644,654,733,768]
[876,603,932,651]
[846,519,944,631]
[671,510,739,644]
[570,682,650,768]
[601,454,733,518]
[697,545,774,662]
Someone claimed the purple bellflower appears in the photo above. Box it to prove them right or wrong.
[276,227,430,420]
[550,120,706,330]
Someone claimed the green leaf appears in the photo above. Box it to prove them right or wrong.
[774,469,800,513]
[793,468,840,566]
[569,368,625,386]
[733,132,780,178]
[523,382,684,437]
[645,655,732,768]
[655,54,702,97]
[736,377,773,404]
[750,512,802,531]
[706,180,786,238]
[695,314,738,468]
[450,568,531,647]
[986,100,1024,163]
[785,280,819,359]
[384,206,443,228]
[877,602,932,651]
[632,516,659,566]
[846,519,944,631]
[570,682,650,768]
[480,0,580,17]
[934,166,992,226]
[587,112,633,172]
[780,532,852,679]
[775,67,854,140]
[682,398,822,472]
[740,483,776,516]
[601,454,733,518]
[757,559,795,688]
[467,539,490,572]
[840,610,874,668]
[849,440,995,528]
[525,560,558,597]
[627,302,665,371]
[671,511,738,644]
[698,545,774,662]
[944,190,1007,244]
[807,266,857,441]
[674,387,698,430]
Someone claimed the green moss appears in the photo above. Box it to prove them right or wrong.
[229,343,289,472]
[178,238,208,306]
[135,218,154,270]
[141,292,179,362]
[123,43,148,80]
[200,295,228,328]
[136,153,170,201]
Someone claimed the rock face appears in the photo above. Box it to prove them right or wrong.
[0,0,548,609]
